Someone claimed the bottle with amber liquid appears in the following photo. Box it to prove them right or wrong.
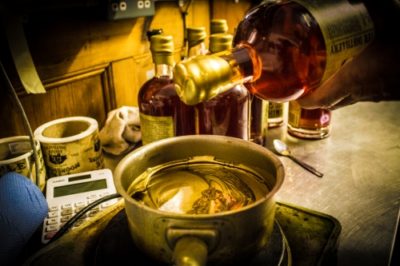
[268,101,285,128]
[210,18,263,143]
[173,0,374,106]
[138,35,193,144]
[187,27,209,57]
[196,33,250,139]
[288,101,331,139]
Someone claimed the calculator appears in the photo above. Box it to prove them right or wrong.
[41,169,118,244]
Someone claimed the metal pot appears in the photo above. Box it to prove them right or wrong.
[114,135,284,266]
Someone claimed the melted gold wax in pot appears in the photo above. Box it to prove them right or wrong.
[128,156,270,215]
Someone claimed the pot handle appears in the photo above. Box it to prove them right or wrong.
[172,236,208,266]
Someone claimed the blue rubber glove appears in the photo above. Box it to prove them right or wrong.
[0,172,48,266]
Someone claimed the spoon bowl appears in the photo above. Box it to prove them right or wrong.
[273,139,323,178]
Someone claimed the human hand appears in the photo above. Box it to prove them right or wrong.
[297,36,400,110]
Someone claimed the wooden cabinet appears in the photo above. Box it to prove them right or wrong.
[0,0,253,138]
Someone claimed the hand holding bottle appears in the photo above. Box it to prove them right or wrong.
[297,0,400,110]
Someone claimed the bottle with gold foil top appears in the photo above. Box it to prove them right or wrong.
[173,0,374,106]
[196,33,250,139]
[268,102,285,128]
[288,101,331,139]
[210,19,228,34]
[187,27,208,58]
[138,35,193,144]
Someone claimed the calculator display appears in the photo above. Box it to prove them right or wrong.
[53,179,107,197]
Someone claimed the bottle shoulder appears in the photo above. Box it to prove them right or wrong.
[138,77,177,101]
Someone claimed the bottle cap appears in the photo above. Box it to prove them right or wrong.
[146,29,163,41]
[174,55,234,105]
[187,27,207,48]
[150,35,174,65]
[210,19,228,34]
[209,33,233,53]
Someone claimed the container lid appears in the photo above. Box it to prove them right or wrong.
[150,35,174,65]
[187,27,207,47]
[210,19,228,34]
[209,33,233,53]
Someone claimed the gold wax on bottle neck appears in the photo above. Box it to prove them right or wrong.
[173,54,235,105]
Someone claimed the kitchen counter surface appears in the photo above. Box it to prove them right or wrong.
[104,101,399,266]
[264,101,399,266]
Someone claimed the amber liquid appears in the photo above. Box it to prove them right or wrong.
[129,158,270,215]
[138,76,196,136]
[233,1,326,102]
[288,106,331,139]
[196,84,250,139]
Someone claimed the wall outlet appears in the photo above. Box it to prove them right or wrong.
[107,0,155,20]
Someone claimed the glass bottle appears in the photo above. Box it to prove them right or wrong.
[210,19,228,34]
[138,35,193,145]
[268,101,285,128]
[173,0,374,106]
[288,101,331,139]
[144,29,163,80]
[249,95,268,145]
[196,33,250,139]
[187,26,208,57]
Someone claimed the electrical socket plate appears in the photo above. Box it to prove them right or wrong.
[107,0,155,20]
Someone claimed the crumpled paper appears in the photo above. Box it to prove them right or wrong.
[99,106,141,155]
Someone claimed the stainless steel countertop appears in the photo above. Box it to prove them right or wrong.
[264,101,400,266]
[106,101,399,266]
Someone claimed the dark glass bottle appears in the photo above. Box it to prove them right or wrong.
[249,95,268,145]
[173,0,374,106]
[196,33,250,139]
[138,35,193,144]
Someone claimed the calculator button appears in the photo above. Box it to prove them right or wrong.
[62,203,73,209]
[88,210,99,217]
[100,201,113,208]
[73,219,85,227]
[46,224,59,232]
[46,218,58,225]
[49,206,58,212]
[61,208,73,216]
[75,206,85,213]
[75,201,86,208]
[87,198,97,204]
[60,215,72,223]
[48,211,58,218]
[87,194,98,199]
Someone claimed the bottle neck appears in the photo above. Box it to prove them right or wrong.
[154,63,173,78]
[188,41,208,58]
[173,45,260,105]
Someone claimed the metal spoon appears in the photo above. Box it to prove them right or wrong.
[273,139,324,178]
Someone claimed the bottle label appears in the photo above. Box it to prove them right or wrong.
[140,113,174,145]
[288,101,301,127]
[268,102,284,119]
[293,0,374,83]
